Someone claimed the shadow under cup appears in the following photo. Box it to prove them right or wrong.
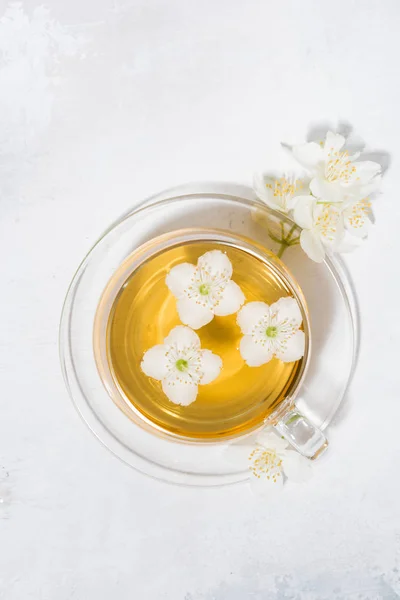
[93,229,327,456]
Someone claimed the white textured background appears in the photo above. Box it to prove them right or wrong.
[1,1,399,598]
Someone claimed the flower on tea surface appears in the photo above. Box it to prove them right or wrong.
[166,250,245,330]
[237,297,305,366]
[224,428,312,496]
[290,131,381,204]
[292,195,344,263]
[141,325,222,406]
[253,173,309,214]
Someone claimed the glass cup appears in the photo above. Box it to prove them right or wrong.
[94,227,327,459]
[60,184,356,484]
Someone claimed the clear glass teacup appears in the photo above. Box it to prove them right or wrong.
[94,226,327,459]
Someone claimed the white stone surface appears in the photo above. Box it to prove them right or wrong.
[0,1,399,598]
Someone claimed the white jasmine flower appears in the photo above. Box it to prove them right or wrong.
[141,326,222,406]
[166,250,245,330]
[342,197,372,239]
[293,196,344,263]
[225,429,312,496]
[290,131,381,204]
[253,173,308,213]
[237,297,305,367]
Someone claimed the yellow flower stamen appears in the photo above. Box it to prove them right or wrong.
[325,148,357,183]
[315,206,340,241]
[248,447,282,483]
[265,177,303,199]
[347,198,371,229]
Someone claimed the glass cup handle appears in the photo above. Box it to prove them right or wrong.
[274,408,328,460]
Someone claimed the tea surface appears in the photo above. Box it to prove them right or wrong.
[107,240,303,439]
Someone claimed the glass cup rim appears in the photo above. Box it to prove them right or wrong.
[93,226,312,444]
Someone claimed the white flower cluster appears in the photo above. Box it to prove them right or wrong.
[254,131,382,262]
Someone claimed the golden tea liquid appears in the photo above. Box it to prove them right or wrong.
[106,240,304,439]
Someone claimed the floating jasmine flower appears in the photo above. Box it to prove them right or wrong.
[141,325,222,406]
[237,297,305,366]
[166,250,245,330]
